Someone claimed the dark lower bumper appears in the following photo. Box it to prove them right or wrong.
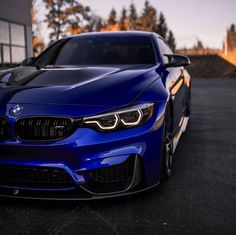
[0,155,148,200]
[0,183,159,201]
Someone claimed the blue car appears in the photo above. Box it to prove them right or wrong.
[0,31,191,199]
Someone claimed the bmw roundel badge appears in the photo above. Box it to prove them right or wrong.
[10,104,24,116]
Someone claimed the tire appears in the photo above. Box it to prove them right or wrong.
[160,105,174,182]
[185,85,191,117]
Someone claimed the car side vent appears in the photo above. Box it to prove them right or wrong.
[0,117,10,141]
[15,117,75,141]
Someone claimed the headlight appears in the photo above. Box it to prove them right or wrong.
[83,103,154,132]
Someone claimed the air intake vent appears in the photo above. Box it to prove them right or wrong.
[83,157,135,183]
[0,117,10,140]
[15,117,74,141]
[0,165,74,188]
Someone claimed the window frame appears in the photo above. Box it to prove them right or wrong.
[34,36,160,67]
[0,18,27,65]
[155,36,173,66]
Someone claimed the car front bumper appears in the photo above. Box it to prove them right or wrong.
[0,102,166,199]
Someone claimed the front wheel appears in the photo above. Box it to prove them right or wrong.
[160,107,174,181]
[185,84,191,117]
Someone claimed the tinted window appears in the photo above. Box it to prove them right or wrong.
[35,36,156,66]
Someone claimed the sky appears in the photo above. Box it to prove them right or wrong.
[35,0,236,49]
[78,0,236,49]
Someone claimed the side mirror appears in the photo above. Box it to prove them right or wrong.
[21,57,36,66]
[164,54,190,68]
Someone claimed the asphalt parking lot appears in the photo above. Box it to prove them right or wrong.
[0,79,235,235]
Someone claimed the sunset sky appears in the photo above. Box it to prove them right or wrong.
[35,0,236,49]
[78,0,236,49]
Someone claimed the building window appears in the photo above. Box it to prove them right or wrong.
[0,19,26,65]
[0,20,10,44]
[11,23,25,47]
[11,46,25,63]
[3,45,10,63]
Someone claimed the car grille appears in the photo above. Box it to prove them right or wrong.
[83,157,135,183]
[0,165,74,188]
[15,117,75,141]
[0,117,10,140]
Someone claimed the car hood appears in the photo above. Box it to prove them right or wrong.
[0,65,160,107]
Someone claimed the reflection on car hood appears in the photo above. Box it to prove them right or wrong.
[0,65,160,107]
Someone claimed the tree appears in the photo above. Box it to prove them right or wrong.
[129,3,137,30]
[108,8,117,26]
[193,39,205,54]
[196,40,204,49]
[167,30,176,52]
[43,0,91,44]
[94,17,104,31]
[31,0,45,56]
[229,24,235,32]
[141,0,157,31]
[65,2,91,34]
[43,0,69,43]
[157,12,168,39]
[85,14,103,32]
[119,7,127,31]
[143,0,150,15]
[37,1,176,51]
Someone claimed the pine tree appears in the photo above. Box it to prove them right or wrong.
[143,0,150,15]
[229,24,235,32]
[119,7,127,31]
[157,12,168,39]
[194,40,204,54]
[40,1,176,49]
[108,8,117,26]
[167,30,176,52]
[196,40,204,49]
[141,0,157,31]
[129,3,137,30]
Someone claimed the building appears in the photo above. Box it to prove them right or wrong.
[0,0,33,68]
[223,24,236,55]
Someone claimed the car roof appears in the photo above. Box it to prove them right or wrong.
[65,31,162,39]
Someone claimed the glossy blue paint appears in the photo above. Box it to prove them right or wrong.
[0,32,190,199]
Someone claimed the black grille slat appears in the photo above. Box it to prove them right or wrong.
[15,117,74,141]
[83,157,135,184]
[0,117,10,140]
[0,165,74,188]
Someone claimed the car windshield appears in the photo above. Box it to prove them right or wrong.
[34,35,157,67]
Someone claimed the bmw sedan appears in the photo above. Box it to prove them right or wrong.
[0,31,191,199]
